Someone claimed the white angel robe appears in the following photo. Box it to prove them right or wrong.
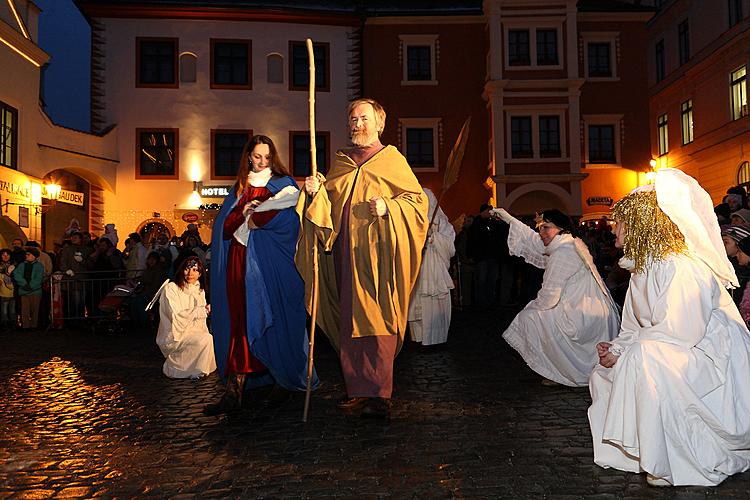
[588,254,750,486]
[156,282,217,379]
[408,194,456,346]
[501,215,620,386]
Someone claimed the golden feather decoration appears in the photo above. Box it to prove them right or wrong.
[611,190,687,273]
[431,117,472,223]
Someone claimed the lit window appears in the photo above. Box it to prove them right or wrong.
[137,129,178,178]
[738,160,750,186]
[657,114,669,156]
[0,101,17,170]
[731,66,747,120]
[680,100,693,145]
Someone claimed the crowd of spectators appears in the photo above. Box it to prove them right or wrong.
[0,221,210,332]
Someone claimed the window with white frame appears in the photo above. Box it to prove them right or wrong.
[400,118,440,170]
[680,99,693,145]
[400,34,438,85]
[582,32,619,80]
[731,66,747,120]
[504,23,562,70]
[507,110,567,161]
[583,115,622,166]
[657,113,669,155]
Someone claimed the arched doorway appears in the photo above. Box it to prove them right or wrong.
[508,190,570,217]
[136,218,175,246]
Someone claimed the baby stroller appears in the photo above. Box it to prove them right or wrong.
[95,280,139,334]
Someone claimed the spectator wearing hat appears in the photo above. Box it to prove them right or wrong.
[12,247,44,330]
[724,186,747,212]
[721,226,750,307]
[734,236,750,326]
[730,208,750,225]
[490,207,620,386]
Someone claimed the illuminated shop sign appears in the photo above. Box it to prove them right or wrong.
[200,186,231,198]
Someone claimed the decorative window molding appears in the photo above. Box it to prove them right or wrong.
[399,34,439,86]
[179,52,197,83]
[266,53,284,84]
[503,20,564,71]
[581,32,619,81]
[398,117,441,171]
[505,108,568,162]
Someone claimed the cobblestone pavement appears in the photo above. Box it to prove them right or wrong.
[0,306,749,499]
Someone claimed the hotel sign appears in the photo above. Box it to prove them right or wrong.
[200,185,231,198]
[57,189,85,206]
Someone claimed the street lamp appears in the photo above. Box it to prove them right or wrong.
[2,182,62,215]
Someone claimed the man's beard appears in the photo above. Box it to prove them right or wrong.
[351,129,375,146]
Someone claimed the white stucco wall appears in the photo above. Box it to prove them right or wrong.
[97,17,354,237]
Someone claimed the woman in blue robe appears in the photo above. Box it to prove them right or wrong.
[205,135,317,415]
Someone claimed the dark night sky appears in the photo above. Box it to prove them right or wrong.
[36,0,91,132]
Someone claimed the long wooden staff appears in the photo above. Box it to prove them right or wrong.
[302,38,318,423]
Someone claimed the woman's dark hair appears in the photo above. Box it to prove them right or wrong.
[0,249,11,259]
[235,134,289,196]
[173,256,205,290]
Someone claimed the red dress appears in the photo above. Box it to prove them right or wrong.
[222,186,278,375]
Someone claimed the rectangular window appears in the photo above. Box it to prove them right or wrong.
[729,0,744,27]
[511,116,533,158]
[508,29,530,66]
[0,101,18,170]
[680,100,694,145]
[289,41,329,92]
[731,66,748,120]
[290,131,329,177]
[137,129,178,179]
[655,39,665,83]
[588,125,616,163]
[211,130,252,179]
[587,42,612,77]
[538,116,561,158]
[536,29,558,66]
[136,38,178,87]
[405,128,435,167]
[657,114,669,156]
[211,39,252,89]
[406,45,432,81]
[678,20,690,66]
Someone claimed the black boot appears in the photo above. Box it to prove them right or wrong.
[204,374,246,416]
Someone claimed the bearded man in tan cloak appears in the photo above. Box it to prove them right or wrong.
[297,98,428,418]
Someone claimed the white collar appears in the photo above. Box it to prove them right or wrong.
[544,233,573,255]
[247,168,273,187]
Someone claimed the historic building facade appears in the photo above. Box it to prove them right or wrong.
[483,0,654,218]
[647,0,750,204]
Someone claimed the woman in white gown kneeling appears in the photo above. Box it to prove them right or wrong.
[588,168,750,487]
[156,256,217,379]
[492,207,620,386]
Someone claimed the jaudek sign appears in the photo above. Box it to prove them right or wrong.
[58,190,85,206]
[586,196,613,207]
[200,186,231,198]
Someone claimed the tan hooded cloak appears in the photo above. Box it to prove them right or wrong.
[296,145,428,352]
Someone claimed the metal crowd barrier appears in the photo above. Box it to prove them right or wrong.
[48,269,145,327]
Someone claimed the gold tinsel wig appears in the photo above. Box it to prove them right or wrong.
[611,189,687,273]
